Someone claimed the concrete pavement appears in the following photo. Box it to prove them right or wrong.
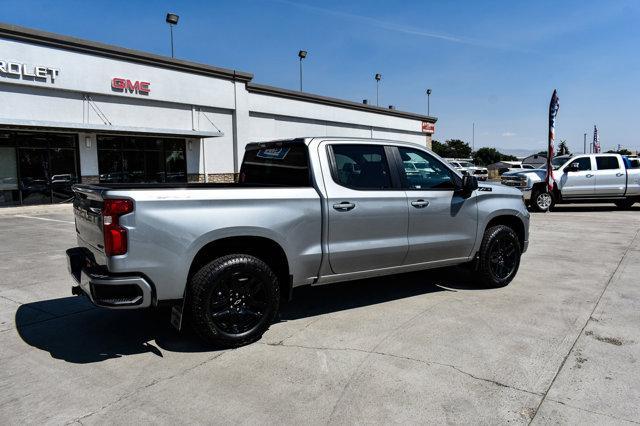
[0,203,639,424]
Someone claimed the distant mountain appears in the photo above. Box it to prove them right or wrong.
[498,148,542,158]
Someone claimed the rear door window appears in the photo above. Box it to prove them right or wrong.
[595,156,621,170]
[331,144,392,190]
[240,142,310,186]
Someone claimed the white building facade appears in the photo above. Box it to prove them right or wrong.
[0,23,436,206]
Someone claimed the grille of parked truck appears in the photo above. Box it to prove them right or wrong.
[501,154,640,212]
[67,137,530,347]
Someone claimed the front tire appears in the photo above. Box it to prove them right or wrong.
[614,198,636,209]
[475,225,521,288]
[188,254,280,347]
[530,187,554,212]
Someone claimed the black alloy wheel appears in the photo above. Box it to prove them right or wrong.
[488,234,519,281]
[208,268,269,335]
[189,254,280,347]
[476,225,521,287]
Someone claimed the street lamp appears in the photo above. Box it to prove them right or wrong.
[166,13,179,58]
[298,50,307,92]
[426,88,432,115]
[375,73,381,106]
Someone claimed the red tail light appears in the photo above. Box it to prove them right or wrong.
[103,199,134,256]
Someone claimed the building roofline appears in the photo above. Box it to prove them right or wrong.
[246,83,437,123]
[0,22,437,122]
[0,22,253,82]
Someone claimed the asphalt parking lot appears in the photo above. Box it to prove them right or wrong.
[1,203,639,424]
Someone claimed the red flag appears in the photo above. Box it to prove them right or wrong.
[546,90,560,191]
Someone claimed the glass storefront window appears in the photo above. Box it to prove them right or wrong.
[97,136,187,184]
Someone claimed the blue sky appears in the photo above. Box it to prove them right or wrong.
[3,0,639,153]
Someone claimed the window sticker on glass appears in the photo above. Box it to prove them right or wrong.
[257,147,290,160]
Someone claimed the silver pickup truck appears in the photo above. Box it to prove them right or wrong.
[67,137,529,347]
[501,153,640,212]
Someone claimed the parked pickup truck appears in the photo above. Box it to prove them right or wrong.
[67,137,529,347]
[501,153,640,212]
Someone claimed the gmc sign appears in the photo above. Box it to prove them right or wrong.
[111,78,150,95]
[421,121,435,134]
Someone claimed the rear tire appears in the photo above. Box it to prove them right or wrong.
[530,187,554,212]
[188,254,280,347]
[475,225,521,288]
[614,198,636,209]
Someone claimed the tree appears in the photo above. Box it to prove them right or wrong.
[472,147,517,166]
[431,140,446,157]
[557,140,571,156]
[430,139,472,158]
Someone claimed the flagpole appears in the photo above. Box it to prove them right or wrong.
[546,90,559,193]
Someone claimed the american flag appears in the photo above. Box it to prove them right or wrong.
[593,125,601,153]
[546,90,560,191]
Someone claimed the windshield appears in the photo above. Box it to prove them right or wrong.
[552,156,571,170]
[459,162,474,168]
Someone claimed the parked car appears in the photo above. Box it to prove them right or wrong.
[67,137,530,347]
[448,160,489,181]
[501,154,640,212]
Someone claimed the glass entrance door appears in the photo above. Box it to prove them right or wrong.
[0,144,19,206]
[18,147,51,205]
[0,132,79,205]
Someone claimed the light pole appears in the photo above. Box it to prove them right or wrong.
[298,50,307,92]
[426,88,432,115]
[583,133,587,153]
[166,13,179,58]
[472,122,475,152]
[375,73,381,106]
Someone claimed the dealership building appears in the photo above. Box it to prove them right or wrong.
[0,23,436,206]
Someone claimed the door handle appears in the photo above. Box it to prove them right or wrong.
[616,172,624,177]
[333,201,355,211]
[411,199,430,208]
[586,174,593,178]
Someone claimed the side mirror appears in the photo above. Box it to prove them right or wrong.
[566,162,580,173]
[459,174,478,196]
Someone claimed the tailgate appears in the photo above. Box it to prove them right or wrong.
[72,185,107,255]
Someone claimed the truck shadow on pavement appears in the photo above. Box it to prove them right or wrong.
[15,266,480,364]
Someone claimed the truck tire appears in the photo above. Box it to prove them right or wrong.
[530,187,554,212]
[188,254,280,347]
[614,198,636,209]
[475,225,521,288]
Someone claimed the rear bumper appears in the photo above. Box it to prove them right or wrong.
[66,247,153,309]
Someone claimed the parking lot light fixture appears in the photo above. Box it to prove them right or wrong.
[166,13,179,58]
[375,73,381,106]
[298,50,307,92]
